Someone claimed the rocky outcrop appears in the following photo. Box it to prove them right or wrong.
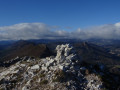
[41,44,78,72]
[0,44,105,90]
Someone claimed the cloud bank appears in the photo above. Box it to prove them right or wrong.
[0,22,120,40]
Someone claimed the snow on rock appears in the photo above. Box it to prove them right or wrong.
[85,74,103,90]
[31,65,39,70]
[80,67,86,70]
[20,64,26,67]
[40,44,76,72]
[0,64,20,81]
[0,44,105,90]
[55,44,74,62]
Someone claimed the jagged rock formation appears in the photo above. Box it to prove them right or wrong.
[0,44,105,90]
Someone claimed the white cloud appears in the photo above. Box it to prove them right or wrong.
[0,22,120,40]
[0,23,69,40]
[115,22,120,28]
[71,23,120,39]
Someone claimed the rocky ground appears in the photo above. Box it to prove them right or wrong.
[0,44,112,90]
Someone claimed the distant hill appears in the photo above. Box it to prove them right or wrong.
[0,40,51,61]
[85,39,120,46]
[73,42,120,65]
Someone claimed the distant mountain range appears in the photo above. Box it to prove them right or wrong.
[1,38,120,45]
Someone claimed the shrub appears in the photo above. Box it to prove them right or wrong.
[40,80,48,85]
[40,73,45,77]
[52,70,66,82]
[85,69,89,75]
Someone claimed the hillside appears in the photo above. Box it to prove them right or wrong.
[0,40,51,62]
[73,42,120,65]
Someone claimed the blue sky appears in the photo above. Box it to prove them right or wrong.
[0,0,120,29]
[0,0,120,40]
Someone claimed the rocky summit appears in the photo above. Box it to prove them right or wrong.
[0,44,105,90]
